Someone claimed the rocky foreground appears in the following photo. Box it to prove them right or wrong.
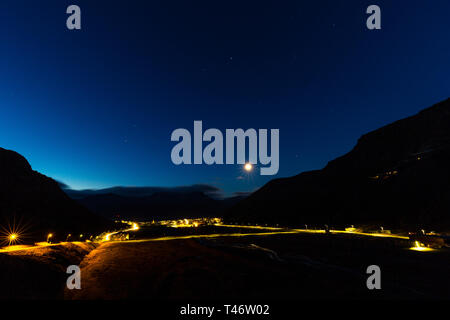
[3,232,449,300]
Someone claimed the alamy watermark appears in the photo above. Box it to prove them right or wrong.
[366,265,381,290]
[66,5,81,30]
[170,121,279,175]
[66,265,81,290]
[65,4,380,31]
[366,5,381,30]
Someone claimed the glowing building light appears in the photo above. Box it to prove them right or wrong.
[410,241,435,252]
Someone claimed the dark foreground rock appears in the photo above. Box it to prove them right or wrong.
[0,242,97,299]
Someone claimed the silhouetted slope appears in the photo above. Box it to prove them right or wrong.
[0,148,109,242]
[227,98,450,231]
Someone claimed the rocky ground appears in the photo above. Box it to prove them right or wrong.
[66,233,450,300]
[1,233,449,300]
[0,242,97,299]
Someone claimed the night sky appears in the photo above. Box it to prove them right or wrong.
[0,0,449,196]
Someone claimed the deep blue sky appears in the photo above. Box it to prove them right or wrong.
[0,0,449,196]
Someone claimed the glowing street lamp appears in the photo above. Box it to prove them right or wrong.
[9,233,18,243]
[5,233,20,246]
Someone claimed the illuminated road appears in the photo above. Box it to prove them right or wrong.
[0,241,86,253]
[103,223,139,241]
[124,230,302,244]
[1,220,433,254]
[217,224,410,240]
[106,223,413,248]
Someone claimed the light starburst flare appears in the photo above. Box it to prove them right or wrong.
[0,216,31,247]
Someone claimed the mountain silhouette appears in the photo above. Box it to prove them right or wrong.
[226,98,450,231]
[0,147,110,242]
[63,184,224,199]
[75,190,246,220]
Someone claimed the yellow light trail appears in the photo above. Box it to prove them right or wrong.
[0,242,66,253]
[329,230,409,240]
[115,230,302,244]
[218,224,409,240]
[102,222,140,242]
[218,224,284,231]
